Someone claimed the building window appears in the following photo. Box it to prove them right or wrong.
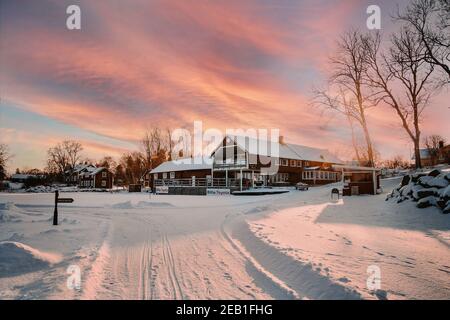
[281,159,289,166]
[154,173,158,180]
[297,160,302,167]
[290,160,296,167]
[102,180,106,187]
[169,172,175,179]
[271,173,289,182]
[102,171,107,178]
[162,172,167,179]
[302,171,314,180]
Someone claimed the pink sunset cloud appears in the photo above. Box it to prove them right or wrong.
[0,0,448,168]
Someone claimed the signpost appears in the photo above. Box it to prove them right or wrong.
[53,190,74,225]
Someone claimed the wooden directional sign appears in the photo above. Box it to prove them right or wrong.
[53,190,74,225]
[57,198,74,203]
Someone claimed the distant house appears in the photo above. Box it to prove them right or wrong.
[11,174,41,183]
[65,164,97,185]
[78,167,113,189]
[415,140,450,167]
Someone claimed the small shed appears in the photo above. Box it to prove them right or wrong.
[128,184,142,192]
[333,165,381,196]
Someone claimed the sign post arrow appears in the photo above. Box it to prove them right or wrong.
[53,190,74,225]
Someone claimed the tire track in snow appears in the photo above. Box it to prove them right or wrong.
[220,215,298,300]
[161,234,184,299]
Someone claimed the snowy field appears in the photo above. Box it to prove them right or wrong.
[0,178,449,300]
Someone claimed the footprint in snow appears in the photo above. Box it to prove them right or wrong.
[338,277,350,283]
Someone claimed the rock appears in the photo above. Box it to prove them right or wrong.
[436,199,446,210]
[445,172,450,182]
[443,203,450,214]
[400,175,411,187]
[418,176,434,187]
[411,185,425,200]
[428,177,449,188]
[416,188,438,199]
[411,173,426,183]
[399,183,413,197]
[428,169,441,177]
[439,185,450,201]
[417,196,437,208]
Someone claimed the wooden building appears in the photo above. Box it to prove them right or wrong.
[333,165,381,196]
[416,140,450,167]
[78,167,113,189]
[211,135,343,188]
[146,157,212,189]
[65,164,97,185]
[147,135,343,192]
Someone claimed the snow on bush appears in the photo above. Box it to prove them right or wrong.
[0,202,23,223]
[387,169,450,214]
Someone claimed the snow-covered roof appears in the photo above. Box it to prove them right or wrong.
[66,164,97,174]
[333,164,381,172]
[11,174,37,180]
[223,135,343,164]
[80,167,108,176]
[150,157,212,174]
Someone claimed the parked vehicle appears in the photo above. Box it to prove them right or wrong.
[295,182,309,191]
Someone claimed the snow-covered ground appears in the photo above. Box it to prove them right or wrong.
[0,178,449,300]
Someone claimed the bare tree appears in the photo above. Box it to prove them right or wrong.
[313,30,376,166]
[62,140,83,170]
[96,156,117,172]
[0,143,11,180]
[119,151,147,185]
[395,0,450,83]
[141,127,171,170]
[166,128,173,161]
[46,140,83,176]
[383,155,410,169]
[47,144,69,175]
[424,134,446,165]
[363,29,436,169]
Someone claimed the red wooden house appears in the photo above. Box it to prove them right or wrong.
[78,167,113,189]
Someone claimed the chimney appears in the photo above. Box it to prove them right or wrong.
[439,140,444,149]
[279,135,285,145]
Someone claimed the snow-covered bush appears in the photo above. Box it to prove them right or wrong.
[386,169,450,214]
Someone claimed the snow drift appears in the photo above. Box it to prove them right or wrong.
[0,202,24,223]
[0,241,62,277]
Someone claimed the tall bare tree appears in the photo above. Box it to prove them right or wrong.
[46,140,83,176]
[141,127,172,170]
[363,28,436,169]
[96,156,117,172]
[424,134,446,165]
[0,143,11,180]
[62,140,83,170]
[395,0,450,83]
[313,30,376,166]
[119,151,146,184]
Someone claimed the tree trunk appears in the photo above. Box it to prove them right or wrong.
[361,120,374,167]
[346,114,362,164]
[414,140,422,169]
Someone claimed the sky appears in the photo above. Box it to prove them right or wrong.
[0,0,449,170]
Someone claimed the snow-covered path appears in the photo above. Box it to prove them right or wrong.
[1,178,449,300]
[0,193,300,299]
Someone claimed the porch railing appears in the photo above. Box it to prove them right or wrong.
[154,178,240,188]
